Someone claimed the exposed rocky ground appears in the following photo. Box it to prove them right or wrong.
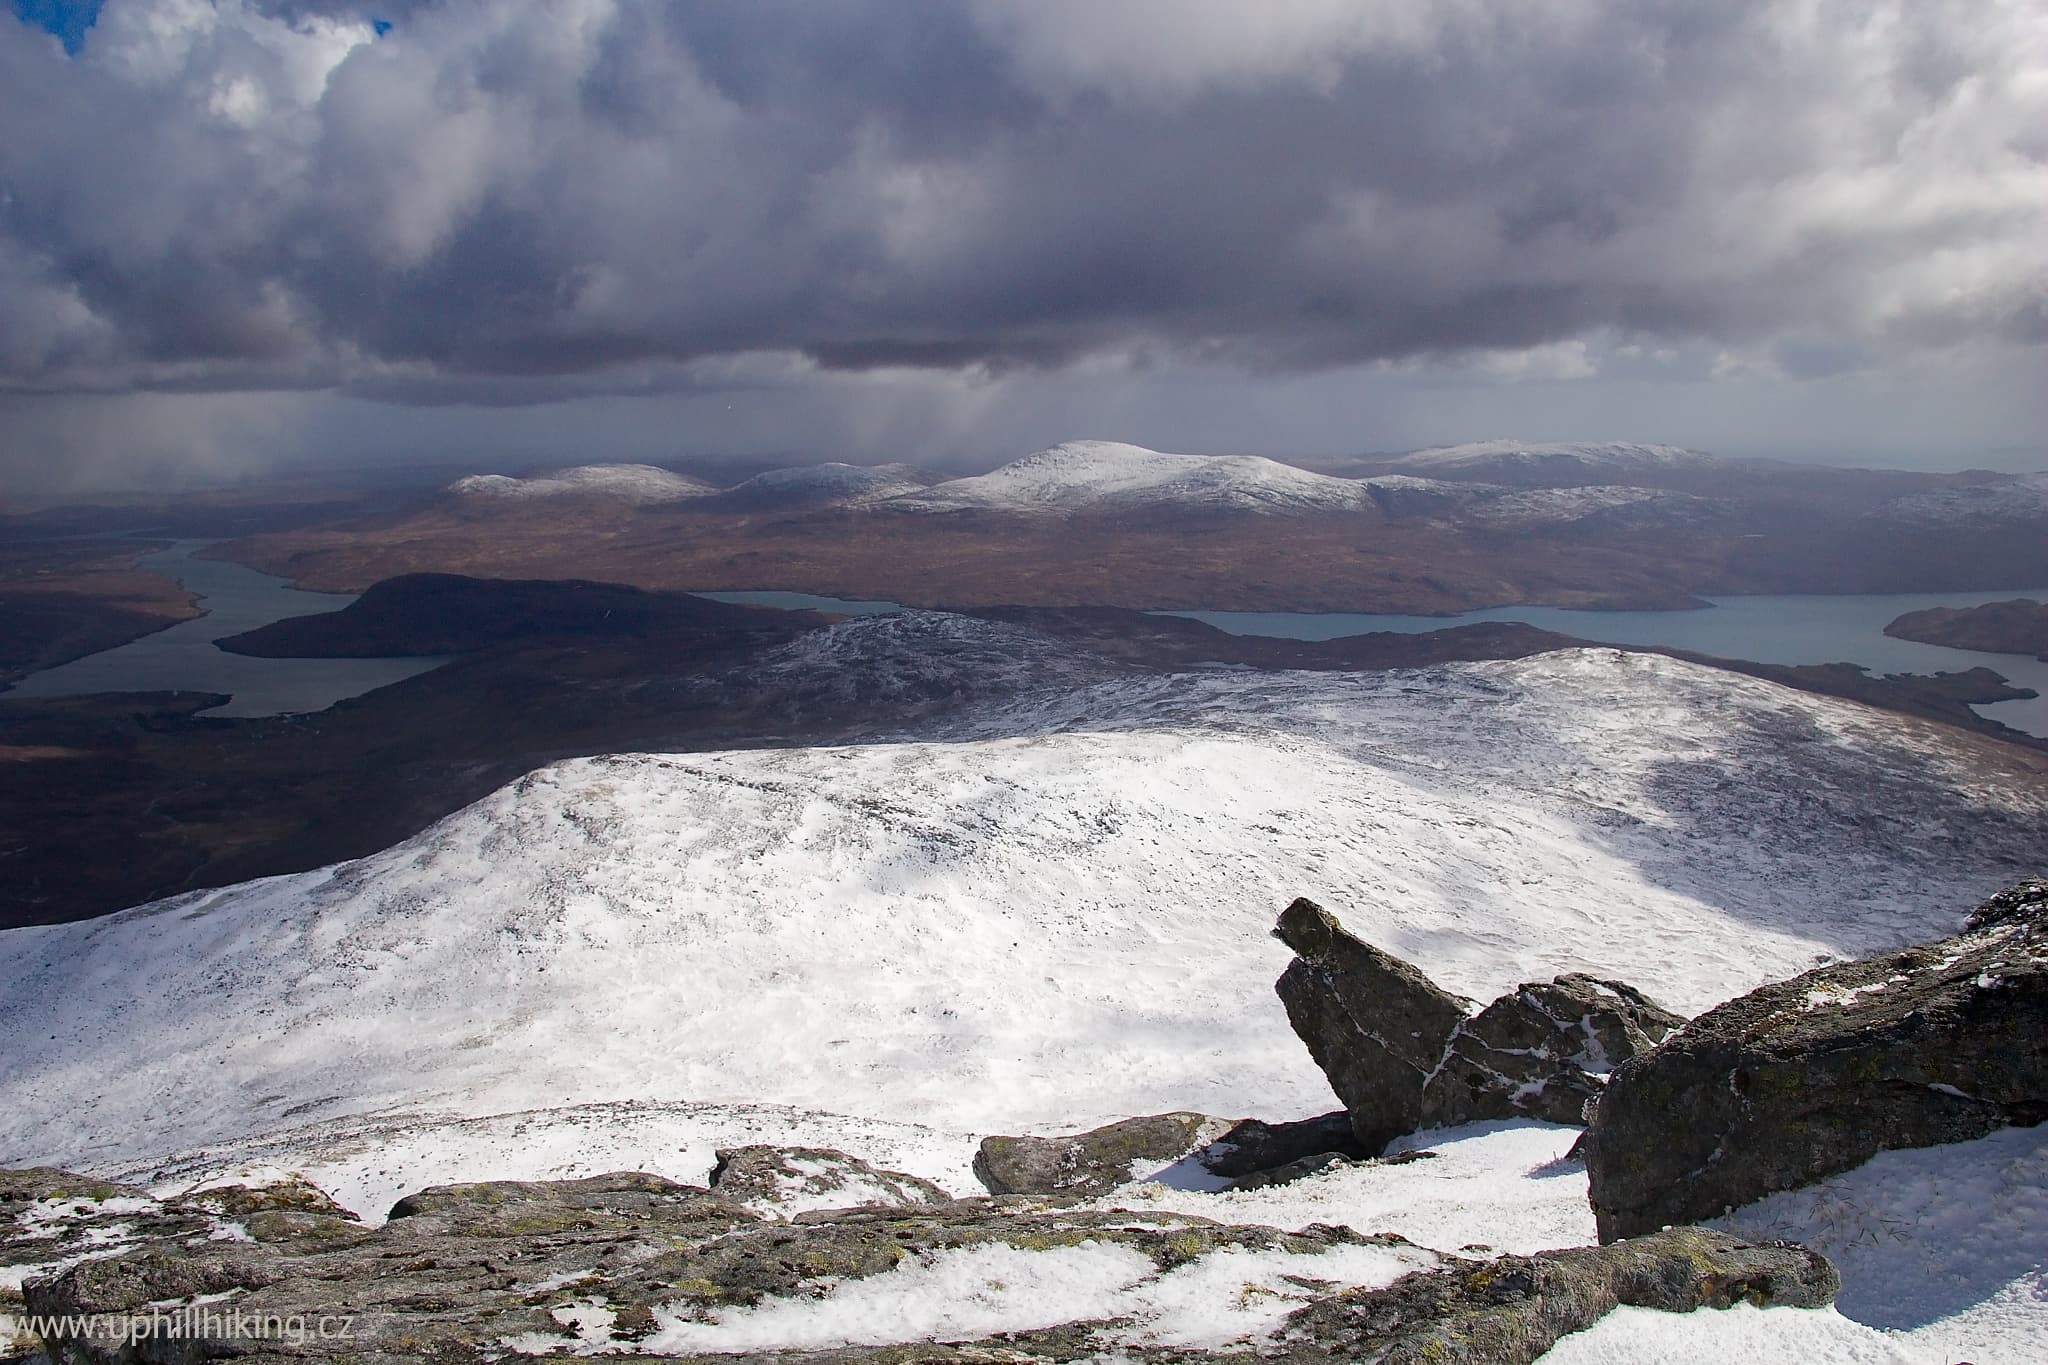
[1,1164,1833,1364]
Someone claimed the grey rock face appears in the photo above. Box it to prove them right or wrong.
[1274,1226,1838,1365]
[1582,879,2048,1242]
[1273,898,1685,1150]
[708,1144,950,1213]
[1426,974,1687,1128]
[6,1166,1835,1363]
[1273,898,1476,1151]
[973,1111,1233,1195]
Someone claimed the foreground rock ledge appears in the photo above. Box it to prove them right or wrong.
[1583,878,2048,1241]
[5,1165,1833,1362]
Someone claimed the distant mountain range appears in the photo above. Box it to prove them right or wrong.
[441,440,2044,533]
[197,438,2048,613]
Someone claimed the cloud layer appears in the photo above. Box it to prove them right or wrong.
[1,0,2043,403]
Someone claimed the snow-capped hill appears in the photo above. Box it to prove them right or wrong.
[447,463,717,505]
[2,640,2041,1176]
[1385,441,1723,488]
[1865,472,2048,527]
[706,462,930,511]
[888,441,1377,515]
[1463,484,1733,530]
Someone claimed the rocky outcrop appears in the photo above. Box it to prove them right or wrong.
[1195,1111,1372,1179]
[1273,899,1476,1151]
[6,1165,1835,1363]
[1582,879,2048,1241]
[708,1144,950,1213]
[1428,974,1686,1128]
[973,1111,1234,1195]
[1273,898,1684,1150]
[1274,1226,1838,1365]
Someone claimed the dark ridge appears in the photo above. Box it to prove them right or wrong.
[217,573,818,658]
[1886,598,2048,661]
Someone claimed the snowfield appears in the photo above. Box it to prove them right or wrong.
[1387,440,1720,482]
[709,462,929,509]
[1,641,2040,1171]
[1868,472,2048,527]
[886,439,1380,515]
[2,629,2044,1361]
[1461,484,1731,529]
[446,463,718,504]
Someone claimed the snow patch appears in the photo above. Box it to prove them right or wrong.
[447,464,716,505]
[888,440,1378,515]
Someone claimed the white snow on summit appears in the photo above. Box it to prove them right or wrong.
[1463,484,1731,529]
[447,463,717,504]
[1866,472,2048,527]
[712,462,929,509]
[1387,440,1721,483]
[1,640,2039,1181]
[888,440,1377,515]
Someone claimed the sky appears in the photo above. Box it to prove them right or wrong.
[1,0,2044,494]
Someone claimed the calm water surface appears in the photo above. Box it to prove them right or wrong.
[7,541,450,717]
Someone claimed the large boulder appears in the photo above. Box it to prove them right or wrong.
[1273,898,1684,1149]
[1274,898,1476,1150]
[1193,1111,1371,1179]
[973,1111,1234,1195]
[708,1144,950,1214]
[1582,879,2048,1241]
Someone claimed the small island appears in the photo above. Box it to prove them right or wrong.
[1885,597,2048,661]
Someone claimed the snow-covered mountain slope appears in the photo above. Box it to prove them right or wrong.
[1462,484,1733,530]
[446,463,718,504]
[705,462,930,511]
[887,440,1378,515]
[1385,440,1724,487]
[1865,472,2048,527]
[2,634,2042,1181]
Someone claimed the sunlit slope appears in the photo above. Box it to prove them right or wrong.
[2,643,2042,1173]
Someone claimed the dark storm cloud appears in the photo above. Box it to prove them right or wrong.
[0,0,2041,400]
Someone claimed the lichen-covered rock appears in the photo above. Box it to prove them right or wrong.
[1272,1226,1838,1364]
[973,1112,1234,1195]
[385,1169,759,1237]
[8,1164,1840,1363]
[1582,879,2048,1241]
[17,1167,1414,1361]
[1272,898,1685,1149]
[185,1175,358,1221]
[708,1145,951,1214]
